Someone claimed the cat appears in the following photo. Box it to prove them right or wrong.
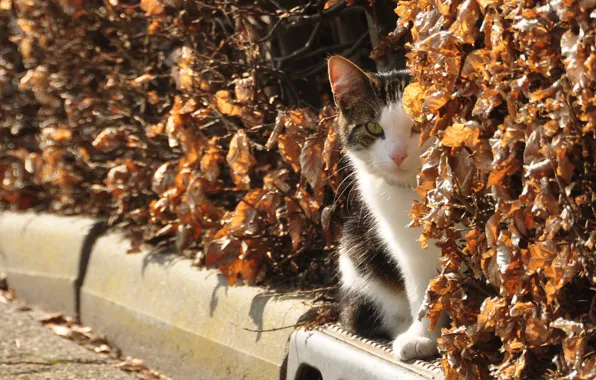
[327,56,444,361]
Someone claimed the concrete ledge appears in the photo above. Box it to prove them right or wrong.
[0,212,104,316]
[80,231,312,380]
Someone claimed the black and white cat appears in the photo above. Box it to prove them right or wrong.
[328,56,443,361]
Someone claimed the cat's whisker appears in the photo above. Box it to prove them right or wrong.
[323,156,350,181]
[345,183,360,214]
[331,173,358,210]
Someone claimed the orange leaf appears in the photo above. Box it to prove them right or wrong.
[487,155,520,187]
[278,133,302,172]
[215,90,242,116]
[442,123,481,148]
[140,0,165,16]
[402,82,425,122]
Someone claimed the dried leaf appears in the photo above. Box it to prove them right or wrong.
[402,82,425,122]
[278,133,302,172]
[226,130,256,190]
[442,123,480,148]
[215,90,242,117]
[300,135,325,191]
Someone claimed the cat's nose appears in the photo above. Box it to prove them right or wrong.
[391,152,407,166]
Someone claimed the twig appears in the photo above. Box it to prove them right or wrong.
[257,18,283,43]
[257,286,338,297]
[286,2,347,27]
[230,321,307,333]
[290,31,369,79]
[292,41,354,62]
[266,0,287,12]
[274,22,322,67]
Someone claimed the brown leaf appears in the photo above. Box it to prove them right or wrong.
[220,256,262,286]
[42,127,73,142]
[324,0,343,9]
[465,229,483,256]
[200,136,224,184]
[263,169,291,193]
[461,49,490,78]
[285,197,304,251]
[179,128,205,167]
[442,123,481,148]
[300,135,325,191]
[525,317,550,346]
[487,155,520,187]
[323,123,340,173]
[402,82,425,122]
[186,177,224,222]
[527,242,557,273]
[39,313,67,325]
[228,189,263,236]
[556,151,575,183]
[481,248,501,288]
[449,0,480,45]
[226,130,256,190]
[92,128,126,152]
[151,162,175,196]
[422,89,450,114]
[234,77,253,104]
[278,133,302,172]
[215,90,242,117]
[320,205,334,246]
[256,191,282,224]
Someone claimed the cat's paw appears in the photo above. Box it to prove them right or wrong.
[392,331,438,361]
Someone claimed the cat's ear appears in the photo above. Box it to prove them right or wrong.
[328,56,375,110]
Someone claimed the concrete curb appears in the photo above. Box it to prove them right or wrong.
[0,212,105,316]
[80,231,312,380]
[0,212,314,380]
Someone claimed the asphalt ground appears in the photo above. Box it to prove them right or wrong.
[0,296,151,380]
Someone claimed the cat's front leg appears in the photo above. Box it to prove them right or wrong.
[392,315,441,361]
[391,254,445,361]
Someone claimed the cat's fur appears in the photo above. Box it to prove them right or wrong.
[328,56,444,361]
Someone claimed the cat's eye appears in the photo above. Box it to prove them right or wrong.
[411,124,422,133]
[365,122,384,137]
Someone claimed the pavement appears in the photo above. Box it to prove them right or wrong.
[0,299,137,380]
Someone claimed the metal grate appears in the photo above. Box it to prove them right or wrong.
[286,323,443,380]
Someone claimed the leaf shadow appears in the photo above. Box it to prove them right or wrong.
[209,273,229,317]
[140,247,180,276]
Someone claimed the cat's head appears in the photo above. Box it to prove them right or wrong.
[328,56,430,187]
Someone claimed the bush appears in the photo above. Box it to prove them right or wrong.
[0,0,397,287]
[1,1,595,378]
[401,0,596,378]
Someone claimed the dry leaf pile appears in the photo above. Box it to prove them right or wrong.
[399,0,596,378]
[0,0,359,288]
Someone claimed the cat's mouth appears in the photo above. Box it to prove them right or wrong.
[383,174,417,188]
[371,166,417,187]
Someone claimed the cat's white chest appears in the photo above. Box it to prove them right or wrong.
[358,173,418,248]
[354,165,440,275]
